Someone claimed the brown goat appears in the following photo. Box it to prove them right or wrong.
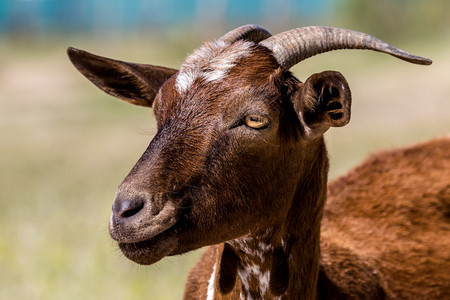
[67,25,449,299]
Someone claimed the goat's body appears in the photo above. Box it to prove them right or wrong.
[321,136,450,299]
[184,137,450,299]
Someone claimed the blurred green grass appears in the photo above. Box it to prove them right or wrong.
[0,34,449,299]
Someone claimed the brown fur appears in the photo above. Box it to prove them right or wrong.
[320,137,450,299]
[67,28,449,299]
[184,137,450,299]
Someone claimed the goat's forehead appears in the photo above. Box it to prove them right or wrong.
[175,39,257,94]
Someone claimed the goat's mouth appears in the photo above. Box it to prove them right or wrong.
[109,200,186,265]
[117,222,180,265]
[109,189,197,265]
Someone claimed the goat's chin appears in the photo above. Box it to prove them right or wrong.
[118,235,178,265]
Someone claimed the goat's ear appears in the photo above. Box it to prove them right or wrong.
[67,47,178,107]
[294,71,351,139]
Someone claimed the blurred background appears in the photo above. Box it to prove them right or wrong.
[1,0,449,299]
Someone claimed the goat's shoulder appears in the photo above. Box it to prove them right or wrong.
[321,136,450,298]
[318,242,387,300]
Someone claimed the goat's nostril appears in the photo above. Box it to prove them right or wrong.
[113,196,146,220]
[121,201,145,218]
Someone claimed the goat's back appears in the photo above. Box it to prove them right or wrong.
[320,136,450,299]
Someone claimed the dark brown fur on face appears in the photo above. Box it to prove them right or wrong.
[67,25,448,299]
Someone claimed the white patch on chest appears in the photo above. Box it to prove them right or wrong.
[206,263,216,300]
[228,230,279,299]
[175,40,253,94]
[238,264,270,300]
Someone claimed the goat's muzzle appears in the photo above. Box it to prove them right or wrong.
[108,188,180,264]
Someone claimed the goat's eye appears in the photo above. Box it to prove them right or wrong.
[244,115,270,129]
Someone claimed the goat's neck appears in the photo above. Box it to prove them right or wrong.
[222,139,329,299]
[226,228,284,299]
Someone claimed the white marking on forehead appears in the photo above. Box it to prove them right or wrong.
[206,263,216,300]
[175,40,254,94]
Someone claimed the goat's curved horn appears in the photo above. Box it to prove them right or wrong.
[259,26,432,70]
[220,24,272,44]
